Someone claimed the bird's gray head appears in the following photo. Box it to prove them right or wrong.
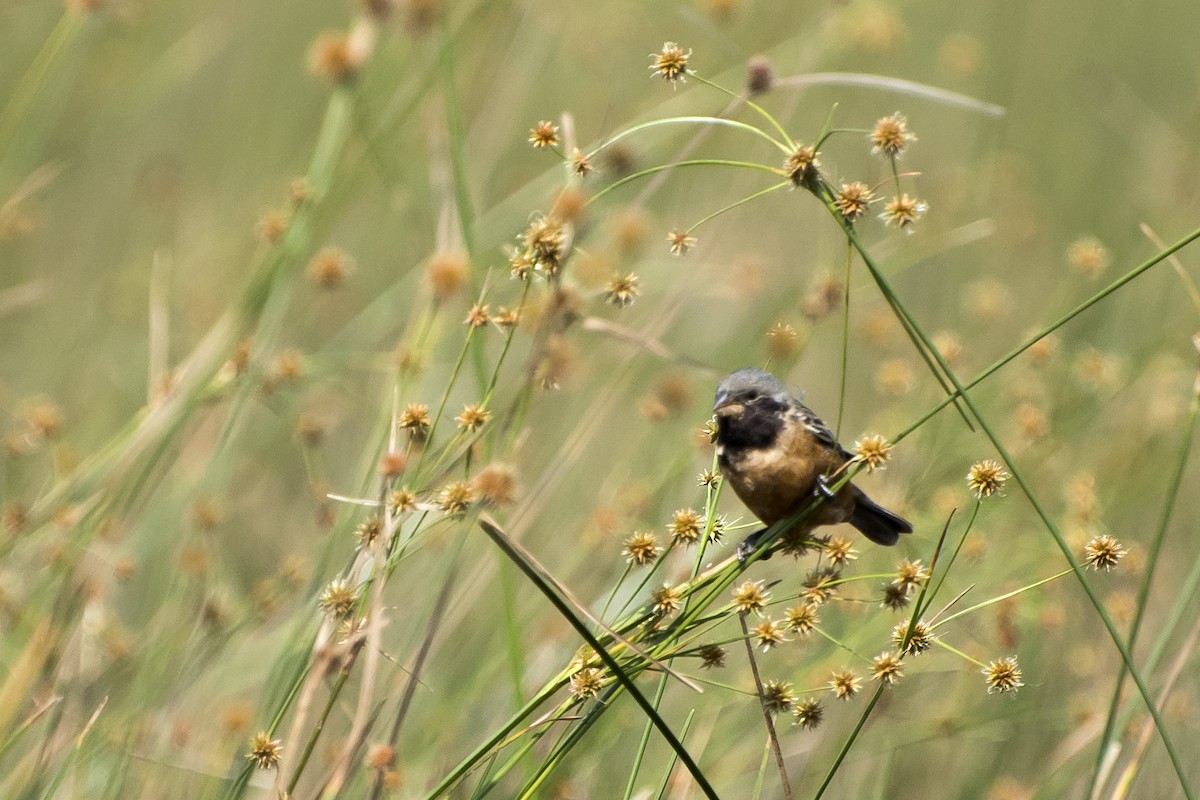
[713,368,793,415]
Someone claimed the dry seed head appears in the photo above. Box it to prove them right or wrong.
[495,306,520,329]
[473,463,517,507]
[528,120,559,149]
[426,251,469,300]
[669,508,704,545]
[651,584,683,617]
[983,656,1024,695]
[399,403,431,438]
[570,667,604,699]
[761,680,795,714]
[255,209,289,243]
[604,272,641,307]
[522,215,568,275]
[871,652,904,685]
[746,55,774,94]
[390,488,418,515]
[308,31,364,84]
[365,743,396,772]
[245,732,283,770]
[828,669,862,700]
[622,531,661,566]
[307,247,351,289]
[437,481,474,517]
[883,578,915,608]
[319,578,358,618]
[378,451,407,478]
[892,620,935,656]
[455,403,491,432]
[698,645,726,669]
[834,181,875,221]
[870,113,916,157]
[752,619,786,652]
[968,459,1009,498]
[650,42,691,83]
[571,148,593,177]
[824,535,858,567]
[853,434,892,472]
[765,321,801,360]
[697,469,720,488]
[667,229,696,256]
[783,143,820,186]
[355,518,382,549]
[465,304,490,329]
[785,603,819,635]
[793,698,824,730]
[1067,236,1110,278]
[880,193,927,231]
[801,566,840,606]
[894,559,929,594]
[1084,534,1127,571]
[732,580,770,615]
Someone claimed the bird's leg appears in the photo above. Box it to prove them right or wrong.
[737,528,775,563]
[814,474,837,500]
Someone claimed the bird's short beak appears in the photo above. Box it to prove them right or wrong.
[713,391,742,416]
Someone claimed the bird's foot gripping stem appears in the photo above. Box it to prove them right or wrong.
[815,474,837,500]
[736,528,774,563]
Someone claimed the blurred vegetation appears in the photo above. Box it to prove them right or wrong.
[2,0,1200,798]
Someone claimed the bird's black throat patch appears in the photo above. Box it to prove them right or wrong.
[717,398,787,451]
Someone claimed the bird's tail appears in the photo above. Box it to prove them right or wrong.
[850,487,912,546]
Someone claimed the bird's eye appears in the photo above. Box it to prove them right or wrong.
[744,390,759,401]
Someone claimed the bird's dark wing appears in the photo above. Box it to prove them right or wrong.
[793,400,853,461]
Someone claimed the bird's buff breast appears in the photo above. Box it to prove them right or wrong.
[718,425,852,527]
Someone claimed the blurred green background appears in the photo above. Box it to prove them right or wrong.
[2,0,1200,798]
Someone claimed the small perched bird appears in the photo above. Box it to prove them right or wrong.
[713,368,912,558]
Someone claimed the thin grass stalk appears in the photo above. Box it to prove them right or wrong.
[477,519,719,799]
[1087,375,1200,798]
[740,615,793,800]
[838,223,1194,798]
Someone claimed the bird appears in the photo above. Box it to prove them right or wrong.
[712,368,912,559]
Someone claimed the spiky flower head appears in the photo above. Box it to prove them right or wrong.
[880,582,911,611]
[667,229,696,256]
[871,652,904,685]
[246,732,283,770]
[522,215,567,275]
[319,578,357,618]
[892,620,935,656]
[455,403,491,432]
[570,667,604,699]
[761,680,796,715]
[651,584,683,617]
[604,272,641,308]
[650,42,691,83]
[437,481,474,517]
[465,304,490,328]
[390,487,417,514]
[669,508,704,545]
[983,656,1024,695]
[752,619,786,652]
[880,193,927,231]
[828,669,862,700]
[870,112,916,157]
[1084,534,1127,572]
[893,559,929,595]
[571,148,593,177]
[967,459,1009,498]
[399,403,431,438]
[853,434,893,472]
[785,603,819,635]
[699,644,727,669]
[801,566,840,606]
[732,580,769,615]
[528,120,559,149]
[824,535,858,567]
[697,469,720,488]
[622,531,661,566]
[793,699,824,730]
[834,181,876,221]
[355,518,382,549]
[783,143,820,186]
